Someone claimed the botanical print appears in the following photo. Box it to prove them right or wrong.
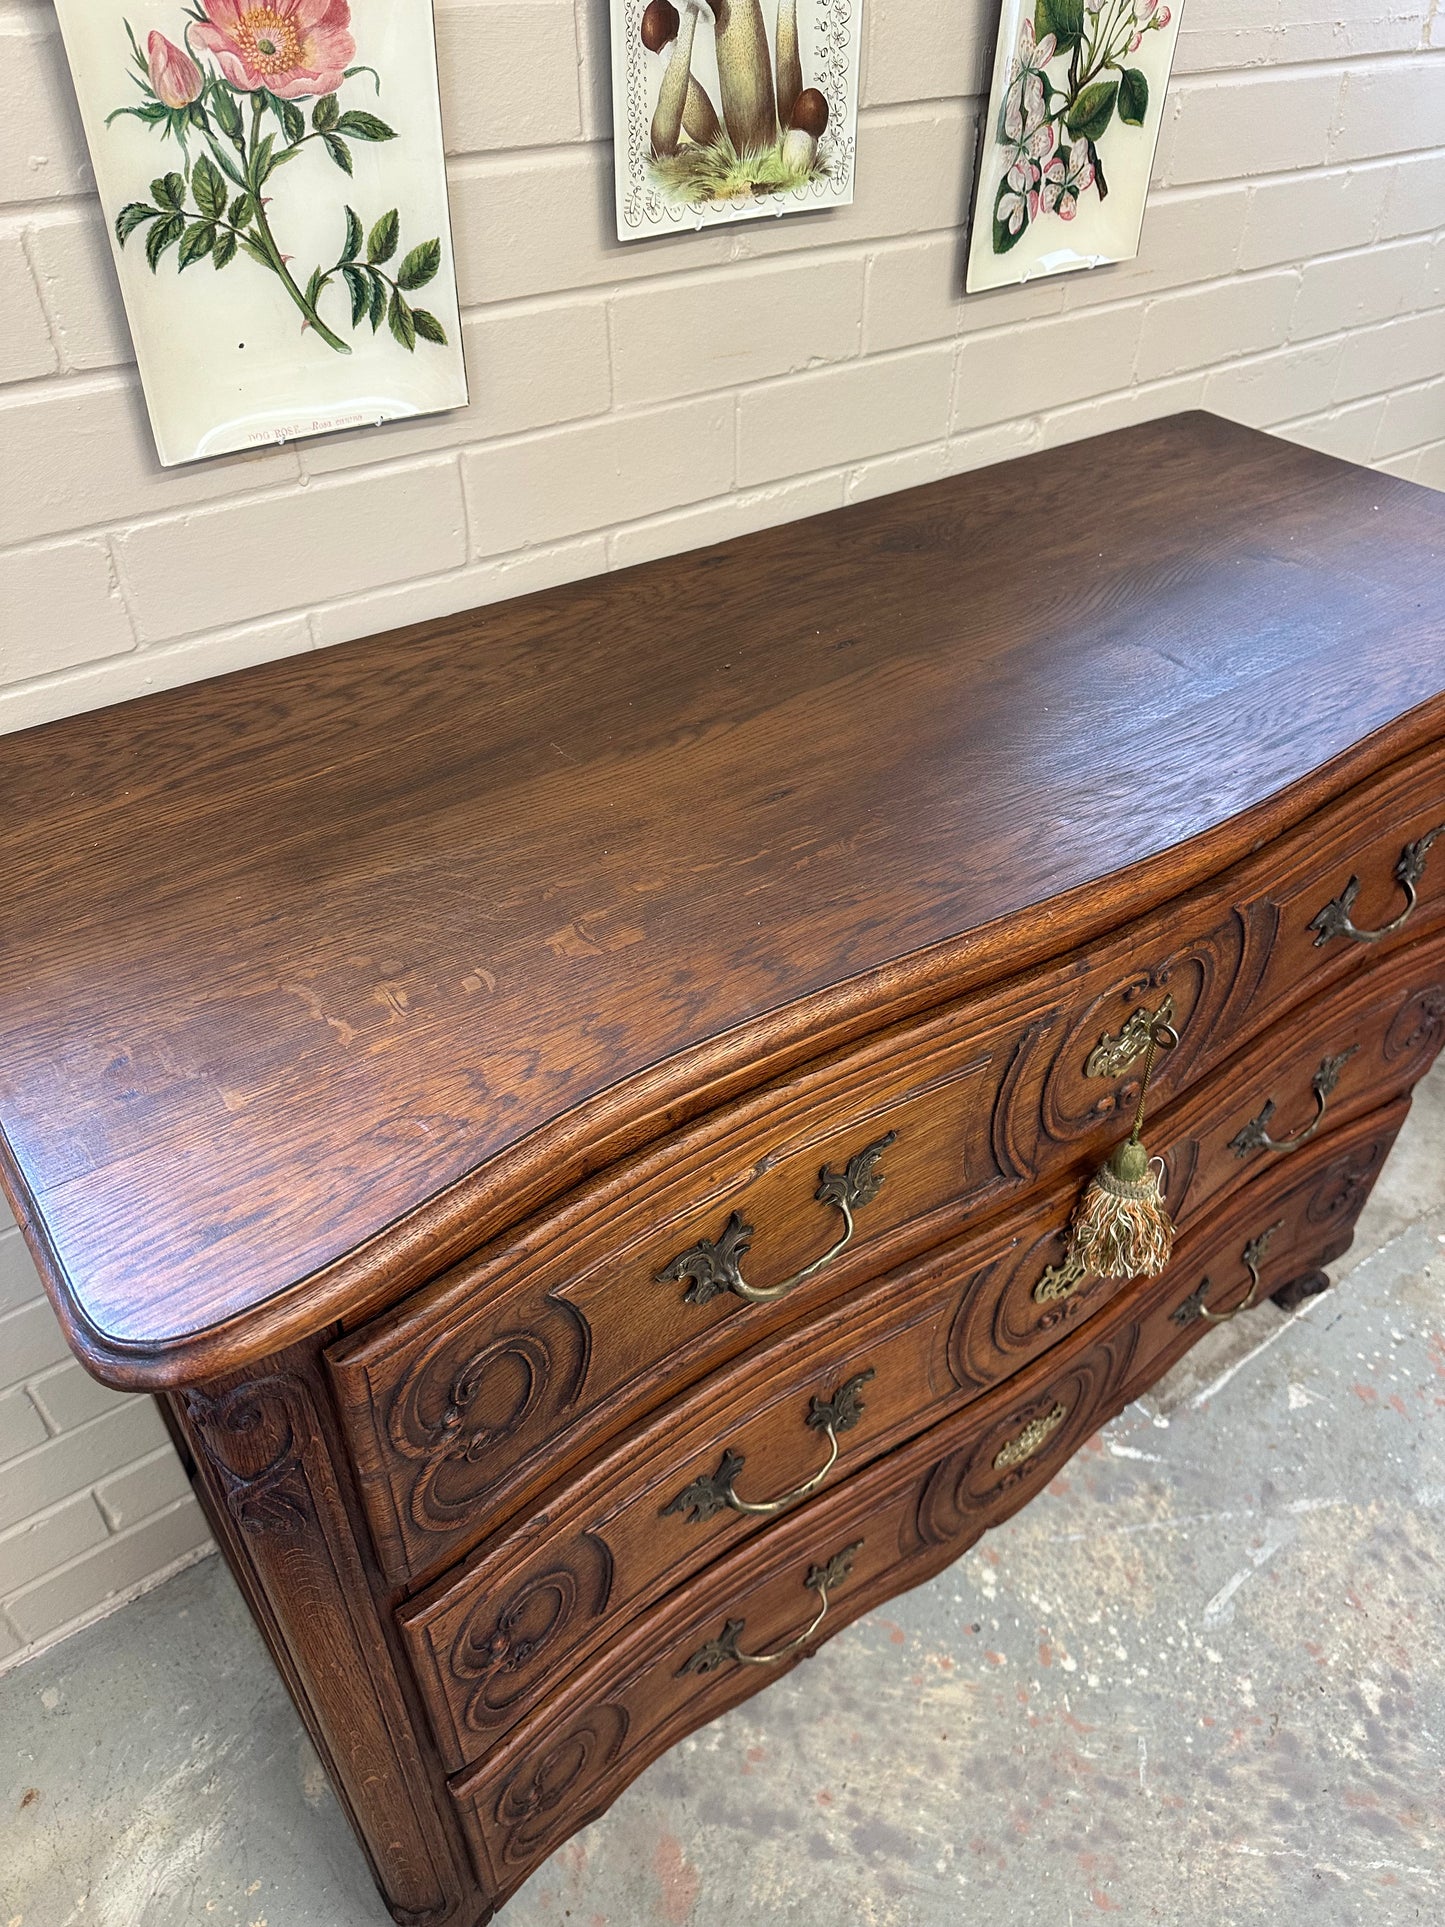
[966,0,1184,294]
[108,3,449,357]
[611,0,862,239]
[54,0,467,465]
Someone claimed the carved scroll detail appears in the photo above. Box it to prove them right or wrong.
[184,1372,460,1927]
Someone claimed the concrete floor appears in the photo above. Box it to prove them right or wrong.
[3,1063,1443,1927]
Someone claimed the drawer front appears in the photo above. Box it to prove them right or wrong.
[451,1315,1143,1903]
[398,967,1441,1771]
[448,1105,1395,1907]
[330,743,1445,1587]
[1125,1099,1407,1400]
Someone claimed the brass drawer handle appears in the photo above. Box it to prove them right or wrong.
[657,1131,897,1307]
[1170,1222,1282,1326]
[993,1401,1068,1471]
[1229,1047,1357,1159]
[1309,827,1443,947]
[676,1543,862,1676]
[661,1371,874,1524]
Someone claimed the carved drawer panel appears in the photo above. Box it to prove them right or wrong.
[397,971,1442,1770]
[328,744,1445,1588]
[1123,1099,1408,1401]
[445,1101,1396,1910]
[448,1313,1144,1906]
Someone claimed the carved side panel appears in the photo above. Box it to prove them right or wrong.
[180,1371,466,1927]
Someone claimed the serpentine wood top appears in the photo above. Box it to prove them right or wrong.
[3,413,1444,1386]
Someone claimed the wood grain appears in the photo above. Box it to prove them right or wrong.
[327,773,1445,1587]
[447,1099,1403,1908]
[2,414,1445,1384]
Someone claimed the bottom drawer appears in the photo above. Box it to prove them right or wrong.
[449,1098,1404,1904]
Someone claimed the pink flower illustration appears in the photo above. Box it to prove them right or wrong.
[146,31,203,108]
[192,0,356,100]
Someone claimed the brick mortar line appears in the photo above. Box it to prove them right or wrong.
[0,1537,216,1678]
[18,274,1442,550]
[6,382,1440,706]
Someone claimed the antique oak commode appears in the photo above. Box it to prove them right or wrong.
[2,415,1443,1924]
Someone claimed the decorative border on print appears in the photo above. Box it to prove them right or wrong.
[620,0,858,232]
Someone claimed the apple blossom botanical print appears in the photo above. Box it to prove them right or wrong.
[610,0,862,239]
[53,0,466,465]
[965,0,1184,295]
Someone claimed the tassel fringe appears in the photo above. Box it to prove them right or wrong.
[1066,1140,1176,1281]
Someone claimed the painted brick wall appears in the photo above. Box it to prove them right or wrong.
[1,0,1443,1660]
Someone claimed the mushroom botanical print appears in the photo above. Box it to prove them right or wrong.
[611,0,862,236]
[965,0,1184,294]
[52,0,467,464]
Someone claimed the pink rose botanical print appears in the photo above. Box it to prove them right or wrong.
[966,0,1183,294]
[108,2,448,356]
[54,0,466,463]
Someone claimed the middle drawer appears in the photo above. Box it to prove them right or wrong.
[397,963,1437,1771]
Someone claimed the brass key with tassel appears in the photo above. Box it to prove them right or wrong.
[1035,1012,1180,1304]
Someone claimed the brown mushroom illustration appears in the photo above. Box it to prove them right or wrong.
[774,0,802,129]
[781,86,828,172]
[643,0,722,156]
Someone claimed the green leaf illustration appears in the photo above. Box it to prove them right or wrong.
[304,266,325,309]
[115,202,156,246]
[342,264,370,326]
[396,238,441,290]
[368,269,387,330]
[335,110,397,142]
[367,209,400,264]
[213,228,239,269]
[145,213,185,270]
[192,155,227,221]
[1118,66,1149,125]
[152,172,186,213]
[388,286,417,351]
[251,133,275,186]
[240,234,272,268]
[412,307,447,345]
[341,207,363,263]
[313,93,340,133]
[229,192,255,229]
[1035,0,1084,49]
[178,220,216,270]
[323,134,353,175]
[1067,79,1119,142]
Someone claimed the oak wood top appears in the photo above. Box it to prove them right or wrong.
[3,412,1444,1386]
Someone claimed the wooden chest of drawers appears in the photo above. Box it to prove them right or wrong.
[2,414,1443,1925]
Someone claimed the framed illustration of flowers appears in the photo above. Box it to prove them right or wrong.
[53,0,468,465]
[965,0,1183,293]
[610,0,862,239]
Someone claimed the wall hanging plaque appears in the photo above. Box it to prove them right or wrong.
[965,0,1182,293]
[610,0,862,238]
[53,0,468,465]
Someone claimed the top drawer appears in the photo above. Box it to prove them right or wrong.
[328,741,1445,1586]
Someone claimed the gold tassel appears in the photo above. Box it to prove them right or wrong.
[1063,1017,1179,1283]
[1068,1135,1175,1279]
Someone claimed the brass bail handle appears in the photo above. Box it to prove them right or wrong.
[675,1543,862,1677]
